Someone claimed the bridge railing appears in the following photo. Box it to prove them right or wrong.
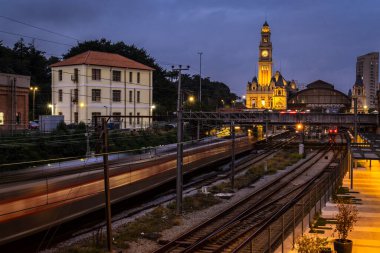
[182,111,378,125]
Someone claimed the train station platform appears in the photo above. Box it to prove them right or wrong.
[317,161,380,253]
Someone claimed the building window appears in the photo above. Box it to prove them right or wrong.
[58,70,63,81]
[129,90,133,102]
[137,112,140,125]
[16,112,21,124]
[73,89,78,103]
[129,72,133,83]
[137,91,141,103]
[137,72,140,83]
[113,90,121,102]
[113,70,121,82]
[73,68,79,82]
[58,89,63,102]
[112,112,121,122]
[129,112,132,124]
[92,89,101,102]
[0,112,4,125]
[92,69,101,80]
[74,112,78,123]
[92,112,101,125]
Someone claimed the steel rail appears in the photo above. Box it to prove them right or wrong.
[154,142,333,253]
[230,135,346,253]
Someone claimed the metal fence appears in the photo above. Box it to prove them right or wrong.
[233,148,348,253]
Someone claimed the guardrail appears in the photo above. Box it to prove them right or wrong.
[232,148,348,252]
[182,111,378,126]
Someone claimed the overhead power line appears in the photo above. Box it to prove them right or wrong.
[0,15,80,41]
[0,30,75,47]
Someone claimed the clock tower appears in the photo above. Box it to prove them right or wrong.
[258,21,272,86]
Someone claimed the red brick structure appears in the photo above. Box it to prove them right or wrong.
[0,73,30,131]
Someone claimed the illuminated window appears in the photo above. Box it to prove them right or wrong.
[0,112,3,125]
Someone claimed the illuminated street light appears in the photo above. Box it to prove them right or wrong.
[30,86,38,120]
[80,102,85,108]
[151,104,156,110]
[188,95,195,103]
[296,123,304,131]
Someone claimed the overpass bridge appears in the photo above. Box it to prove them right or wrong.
[182,111,378,126]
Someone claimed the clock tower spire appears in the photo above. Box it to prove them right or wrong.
[258,21,273,86]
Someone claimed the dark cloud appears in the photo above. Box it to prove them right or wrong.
[1,0,379,96]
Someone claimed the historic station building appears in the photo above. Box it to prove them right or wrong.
[245,22,298,110]
[287,80,351,113]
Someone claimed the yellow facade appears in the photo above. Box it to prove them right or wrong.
[246,22,296,110]
[51,65,153,128]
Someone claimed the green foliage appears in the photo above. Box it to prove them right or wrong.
[114,206,179,248]
[295,234,328,253]
[63,38,177,114]
[1,38,237,119]
[0,39,59,119]
[167,193,221,213]
[334,202,358,240]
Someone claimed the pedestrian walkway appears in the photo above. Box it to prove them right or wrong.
[321,160,380,253]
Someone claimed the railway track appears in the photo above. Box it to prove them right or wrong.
[154,139,341,253]
[55,133,296,242]
[0,132,294,251]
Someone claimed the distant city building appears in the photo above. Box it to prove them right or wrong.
[356,52,379,109]
[351,75,367,113]
[288,80,351,113]
[50,51,154,128]
[246,21,298,110]
[0,73,30,131]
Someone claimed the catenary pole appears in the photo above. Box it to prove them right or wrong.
[173,65,189,215]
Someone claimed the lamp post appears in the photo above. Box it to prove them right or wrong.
[30,86,38,120]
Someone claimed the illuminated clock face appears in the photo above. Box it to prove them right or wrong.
[261,50,269,57]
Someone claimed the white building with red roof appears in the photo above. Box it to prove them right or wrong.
[50,51,154,128]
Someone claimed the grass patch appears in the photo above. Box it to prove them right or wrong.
[114,206,179,248]
[114,193,220,249]
[210,151,302,193]
[167,193,221,213]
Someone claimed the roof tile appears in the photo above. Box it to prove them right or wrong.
[50,51,155,70]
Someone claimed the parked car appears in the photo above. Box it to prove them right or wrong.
[29,121,39,130]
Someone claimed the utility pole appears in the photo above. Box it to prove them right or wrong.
[230,121,236,189]
[101,118,112,252]
[197,52,203,141]
[172,64,190,215]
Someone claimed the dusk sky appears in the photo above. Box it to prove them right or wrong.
[1,0,380,97]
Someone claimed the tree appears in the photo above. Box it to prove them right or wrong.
[63,38,177,114]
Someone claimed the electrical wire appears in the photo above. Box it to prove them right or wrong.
[0,15,81,41]
[0,30,75,47]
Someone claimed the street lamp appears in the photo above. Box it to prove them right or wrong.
[188,95,195,103]
[30,86,38,120]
